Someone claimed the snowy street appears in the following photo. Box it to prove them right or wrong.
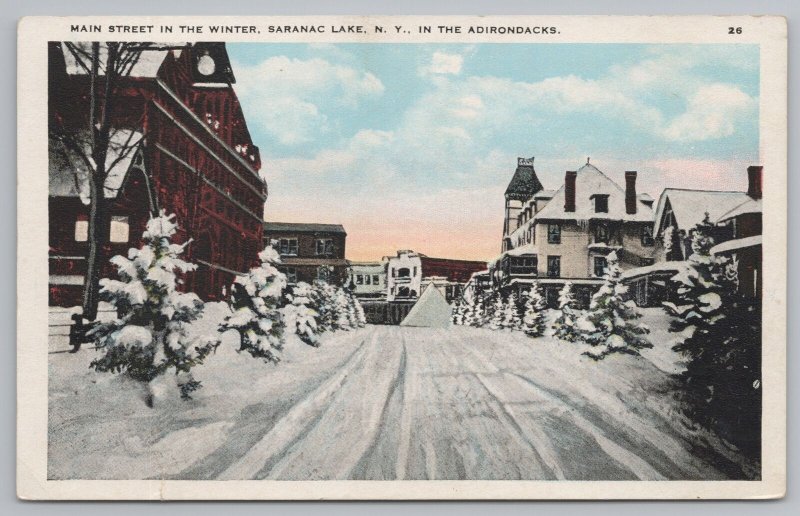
[48,321,752,481]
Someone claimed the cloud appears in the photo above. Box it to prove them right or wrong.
[233,56,384,146]
[420,51,464,75]
[663,84,757,141]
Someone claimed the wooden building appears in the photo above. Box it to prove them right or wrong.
[48,42,266,305]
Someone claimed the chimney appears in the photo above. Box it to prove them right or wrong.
[747,165,763,199]
[625,171,637,215]
[564,171,577,212]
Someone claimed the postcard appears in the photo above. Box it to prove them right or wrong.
[17,15,787,500]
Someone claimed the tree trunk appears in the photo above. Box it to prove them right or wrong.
[81,175,110,321]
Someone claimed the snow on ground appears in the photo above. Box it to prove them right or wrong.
[48,305,754,481]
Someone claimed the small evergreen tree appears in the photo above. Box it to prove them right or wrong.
[88,212,219,405]
[552,281,580,342]
[502,292,523,331]
[312,281,337,332]
[522,283,547,337]
[461,296,477,327]
[489,293,506,330]
[334,287,353,330]
[450,299,463,325]
[579,251,651,360]
[219,244,287,364]
[353,295,367,328]
[281,281,320,347]
[664,215,761,457]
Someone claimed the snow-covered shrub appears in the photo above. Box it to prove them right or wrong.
[551,281,580,342]
[665,215,761,457]
[219,245,287,364]
[502,292,523,331]
[88,212,219,405]
[334,287,354,330]
[311,281,338,332]
[522,283,546,337]
[281,282,320,347]
[461,296,477,327]
[578,251,651,360]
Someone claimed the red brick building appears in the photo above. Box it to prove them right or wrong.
[263,222,349,286]
[48,42,266,305]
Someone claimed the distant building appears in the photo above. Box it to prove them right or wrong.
[263,222,348,286]
[347,261,387,300]
[385,250,487,303]
[492,157,656,307]
[48,42,266,305]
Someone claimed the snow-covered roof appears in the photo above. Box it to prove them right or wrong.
[506,244,537,256]
[60,43,183,78]
[49,129,144,202]
[619,261,692,281]
[710,235,762,255]
[533,163,653,222]
[716,198,762,223]
[264,222,346,234]
[653,189,751,235]
[534,189,556,200]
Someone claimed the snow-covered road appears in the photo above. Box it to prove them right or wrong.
[48,324,754,480]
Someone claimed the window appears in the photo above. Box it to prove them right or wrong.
[594,223,609,244]
[284,267,297,284]
[109,216,130,243]
[593,256,607,278]
[278,238,298,256]
[372,274,380,285]
[412,266,417,277]
[641,225,655,246]
[356,274,364,285]
[594,195,609,213]
[364,275,372,285]
[74,216,88,242]
[317,265,331,282]
[547,256,561,278]
[315,238,334,256]
[397,267,410,278]
[547,224,561,244]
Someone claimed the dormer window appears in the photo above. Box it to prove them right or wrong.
[592,194,609,213]
[594,223,609,244]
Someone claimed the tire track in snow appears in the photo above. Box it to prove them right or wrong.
[507,371,666,480]
[443,333,563,479]
[216,329,374,480]
[261,327,406,479]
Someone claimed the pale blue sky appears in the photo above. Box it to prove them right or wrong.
[227,43,759,260]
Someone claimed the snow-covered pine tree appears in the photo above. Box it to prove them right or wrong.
[88,212,219,405]
[461,296,476,326]
[281,281,320,347]
[489,292,506,330]
[219,244,287,364]
[522,283,547,337]
[450,299,460,325]
[579,251,651,360]
[353,295,367,328]
[502,292,522,331]
[664,214,761,456]
[551,281,580,342]
[334,287,353,330]
[311,281,336,332]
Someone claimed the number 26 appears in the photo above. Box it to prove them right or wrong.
[729,27,743,34]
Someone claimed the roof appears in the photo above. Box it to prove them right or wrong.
[716,198,762,223]
[710,235,762,255]
[59,42,181,78]
[49,129,144,202]
[420,256,488,283]
[619,261,692,281]
[264,222,346,234]
[533,163,653,222]
[534,189,556,200]
[653,189,751,235]
[505,160,543,199]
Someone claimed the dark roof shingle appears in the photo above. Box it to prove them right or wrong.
[505,159,543,199]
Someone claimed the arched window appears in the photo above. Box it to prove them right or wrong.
[397,267,410,278]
